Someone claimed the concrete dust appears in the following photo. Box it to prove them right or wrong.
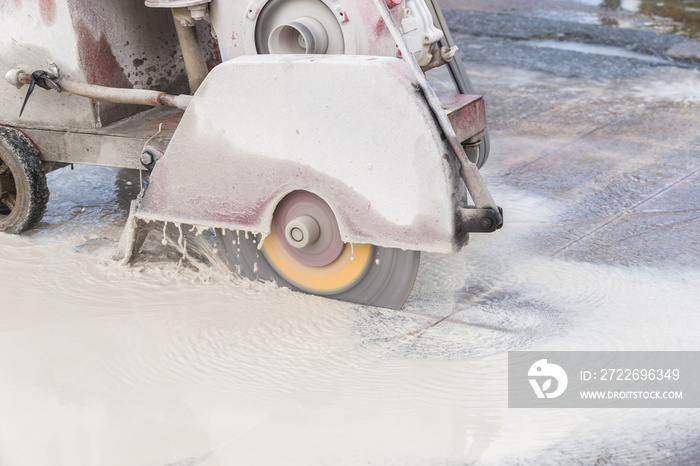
[631,69,700,104]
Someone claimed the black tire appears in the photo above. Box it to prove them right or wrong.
[0,127,49,234]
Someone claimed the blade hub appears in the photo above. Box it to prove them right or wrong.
[275,191,343,267]
[285,214,321,248]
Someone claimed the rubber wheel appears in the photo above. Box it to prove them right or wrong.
[216,191,420,309]
[477,128,490,169]
[0,127,49,234]
[462,129,490,169]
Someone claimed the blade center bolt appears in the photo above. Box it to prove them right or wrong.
[285,215,321,249]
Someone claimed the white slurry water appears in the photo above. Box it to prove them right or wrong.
[632,69,700,104]
[1,160,698,464]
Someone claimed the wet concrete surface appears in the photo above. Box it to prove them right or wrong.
[1,2,700,465]
[443,0,700,39]
[446,9,699,79]
[446,3,700,270]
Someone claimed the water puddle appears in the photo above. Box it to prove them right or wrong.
[555,0,700,37]
[525,39,671,63]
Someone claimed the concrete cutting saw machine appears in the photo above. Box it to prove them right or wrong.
[0,0,502,309]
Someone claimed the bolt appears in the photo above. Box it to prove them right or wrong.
[481,218,492,230]
[290,227,304,242]
[140,151,154,166]
[285,215,320,248]
[188,4,207,21]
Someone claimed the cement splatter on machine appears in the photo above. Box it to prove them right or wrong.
[0,0,502,309]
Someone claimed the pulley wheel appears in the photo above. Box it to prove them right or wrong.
[255,0,345,54]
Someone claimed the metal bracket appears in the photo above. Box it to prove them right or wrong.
[372,0,502,232]
[459,206,504,233]
[424,0,490,165]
